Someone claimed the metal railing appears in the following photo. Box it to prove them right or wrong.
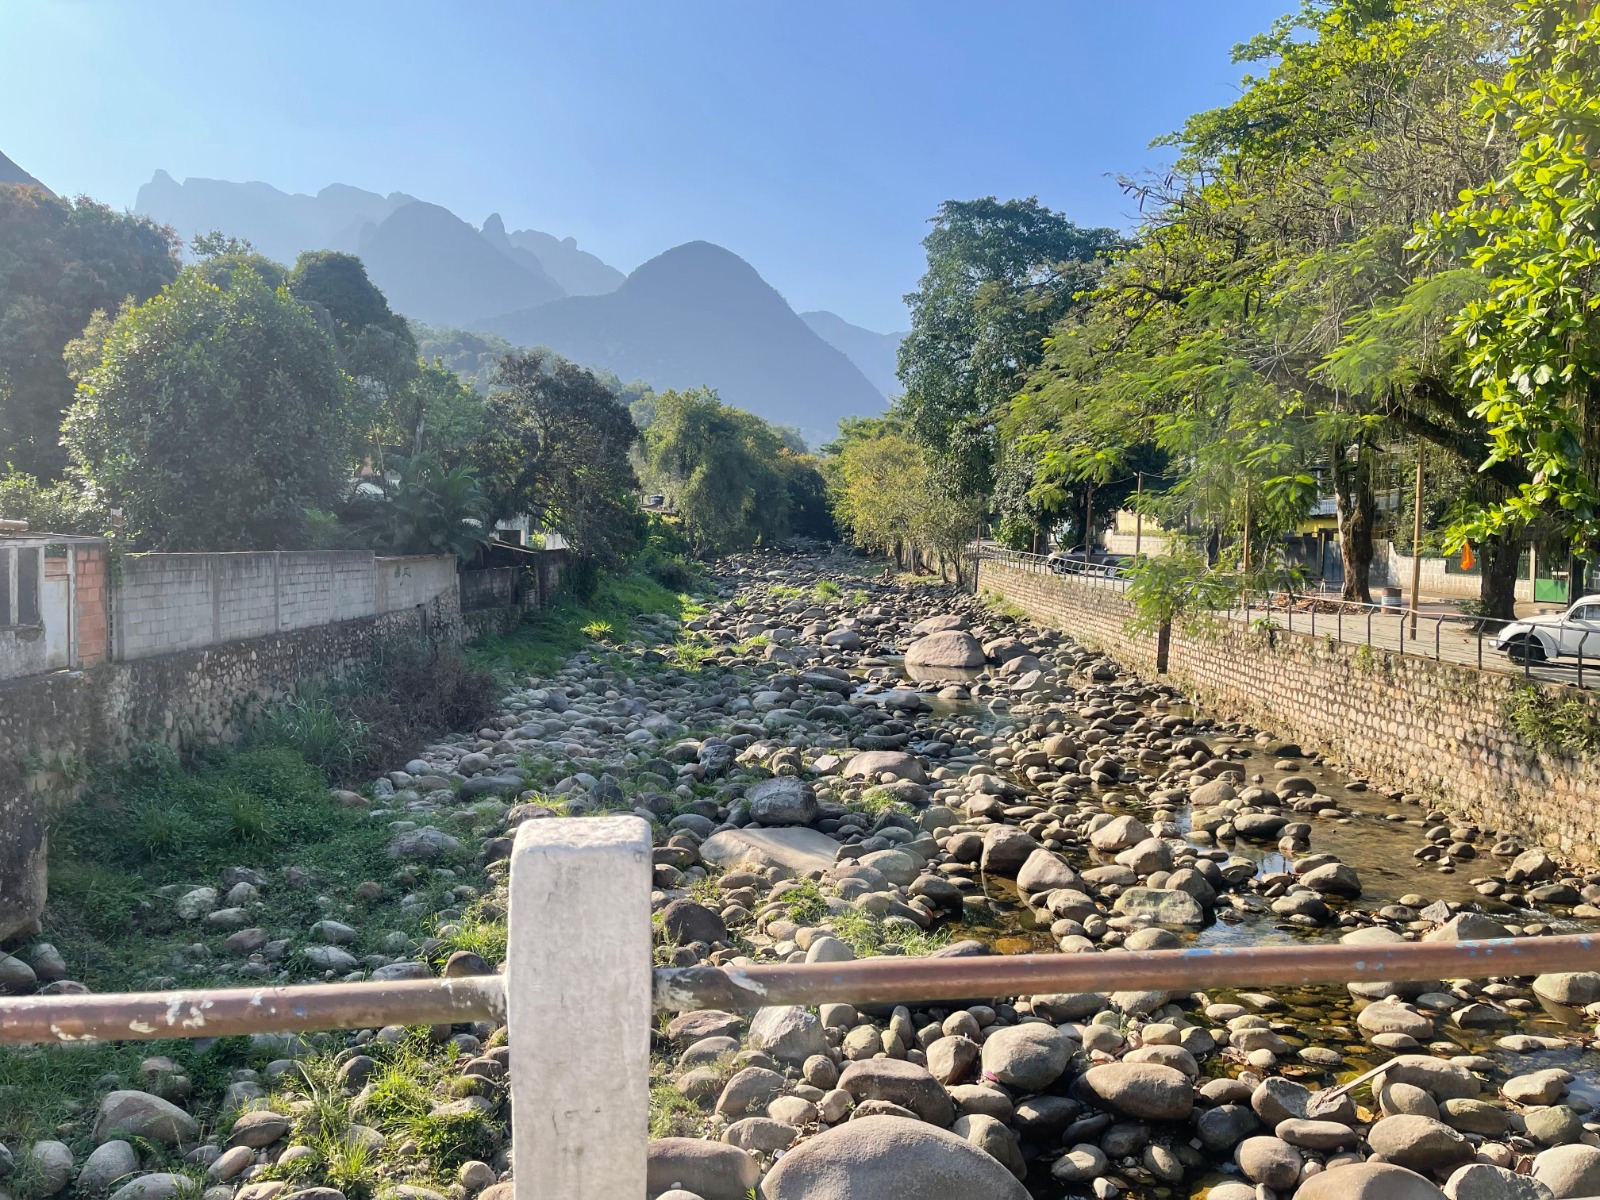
[2,816,1600,1198]
[980,547,1600,688]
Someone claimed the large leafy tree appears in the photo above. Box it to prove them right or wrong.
[1423,0,1600,564]
[898,197,1122,497]
[828,425,985,582]
[473,349,641,568]
[0,189,179,478]
[639,387,800,554]
[63,264,361,550]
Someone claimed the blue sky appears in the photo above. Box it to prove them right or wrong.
[1,1,1290,331]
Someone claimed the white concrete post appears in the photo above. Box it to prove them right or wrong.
[507,815,653,1199]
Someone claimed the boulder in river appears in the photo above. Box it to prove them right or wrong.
[760,1116,1030,1200]
[904,631,985,669]
[842,751,928,784]
[1292,1162,1446,1199]
[699,828,839,875]
[1081,1063,1194,1121]
[746,777,819,826]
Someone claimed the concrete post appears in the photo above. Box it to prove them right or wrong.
[507,815,653,1199]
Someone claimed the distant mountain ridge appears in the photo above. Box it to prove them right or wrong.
[0,151,50,194]
[477,241,886,447]
[133,171,895,437]
[800,310,905,399]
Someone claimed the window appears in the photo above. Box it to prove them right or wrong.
[15,548,38,626]
[0,546,42,628]
[1572,604,1600,624]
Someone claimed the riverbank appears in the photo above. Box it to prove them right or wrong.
[1,548,1597,1200]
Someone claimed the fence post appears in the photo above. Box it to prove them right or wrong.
[508,816,653,1199]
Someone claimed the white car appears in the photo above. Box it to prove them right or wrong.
[1490,594,1600,664]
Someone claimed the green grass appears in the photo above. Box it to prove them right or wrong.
[778,881,950,957]
[852,787,915,817]
[433,899,509,967]
[813,580,842,601]
[467,570,696,681]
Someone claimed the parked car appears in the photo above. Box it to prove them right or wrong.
[1045,547,1128,578]
[1490,595,1600,663]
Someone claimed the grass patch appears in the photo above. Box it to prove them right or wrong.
[851,787,915,817]
[467,570,695,682]
[813,580,842,601]
[249,634,496,783]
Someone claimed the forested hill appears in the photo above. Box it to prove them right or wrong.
[475,241,886,446]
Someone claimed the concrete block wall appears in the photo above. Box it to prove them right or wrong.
[115,552,456,661]
[978,558,1600,863]
[376,556,458,614]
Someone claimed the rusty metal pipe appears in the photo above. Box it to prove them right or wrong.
[0,975,505,1046]
[652,934,1600,1013]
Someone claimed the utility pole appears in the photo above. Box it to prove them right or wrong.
[1133,471,1144,560]
[1409,441,1425,639]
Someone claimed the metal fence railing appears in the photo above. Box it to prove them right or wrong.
[3,817,1599,1197]
[979,547,1600,688]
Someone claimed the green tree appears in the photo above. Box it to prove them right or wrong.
[473,349,641,569]
[63,264,361,550]
[640,387,796,554]
[1423,0,1600,561]
[0,190,179,478]
[370,454,492,561]
[898,197,1122,496]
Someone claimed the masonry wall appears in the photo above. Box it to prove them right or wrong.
[0,587,463,940]
[114,552,453,660]
[978,558,1600,863]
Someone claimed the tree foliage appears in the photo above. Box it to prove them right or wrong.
[897,197,1123,496]
[0,189,179,479]
[473,349,641,569]
[63,264,361,550]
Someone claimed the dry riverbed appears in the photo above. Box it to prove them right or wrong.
[1,548,1598,1200]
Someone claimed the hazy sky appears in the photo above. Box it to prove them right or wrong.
[1,1,1289,331]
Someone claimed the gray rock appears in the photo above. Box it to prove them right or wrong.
[842,751,928,784]
[699,827,840,875]
[1197,1105,1261,1152]
[1443,1163,1554,1200]
[646,1137,761,1200]
[747,777,820,826]
[0,954,38,993]
[837,1058,955,1126]
[904,631,986,669]
[761,1116,1030,1200]
[978,1023,1072,1091]
[747,1006,827,1065]
[1015,849,1078,893]
[1366,1114,1472,1172]
[715,1067,786,1117]
[1275,1118,1358,1150]
[1112,887,1206,925]
[26,1141,74,1196]
[1294,1162,1447,1199]
[386,827,464,862]
[79,1141,139,1192]
[108,1174,187,1200]
[1531,1144,1600,1198]
[1237,1136,1302,1190]
[1081,1063,1193,1121]
[660,900,727,945]
[979,827,1041,876]
[94,1091,198,1146]
[722,1117,798,1154]
[228,1109,291,1148]
[1424,913,1513,942]
[1301,861,1362,897]
[1531,972,1600,1007]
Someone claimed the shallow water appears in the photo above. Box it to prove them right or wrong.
[875,666,1600,1197]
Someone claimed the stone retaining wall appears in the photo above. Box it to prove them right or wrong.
[978,558,1600,864]
[0,587,462,942]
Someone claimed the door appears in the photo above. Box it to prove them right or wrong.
[1557,603,1600,657]
[41,574,69,668]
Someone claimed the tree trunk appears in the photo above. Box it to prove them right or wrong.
[1333,442,1376,605]
[1477,530,1520,623]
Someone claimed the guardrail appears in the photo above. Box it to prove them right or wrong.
[979,546,1600,686]
[3,816,1600,1197]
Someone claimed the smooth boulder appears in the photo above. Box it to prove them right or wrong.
[904,631,986,669]
[760,1116,1030,1200]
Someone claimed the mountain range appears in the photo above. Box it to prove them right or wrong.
[0,151,49,193]
[133,172,904,441]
